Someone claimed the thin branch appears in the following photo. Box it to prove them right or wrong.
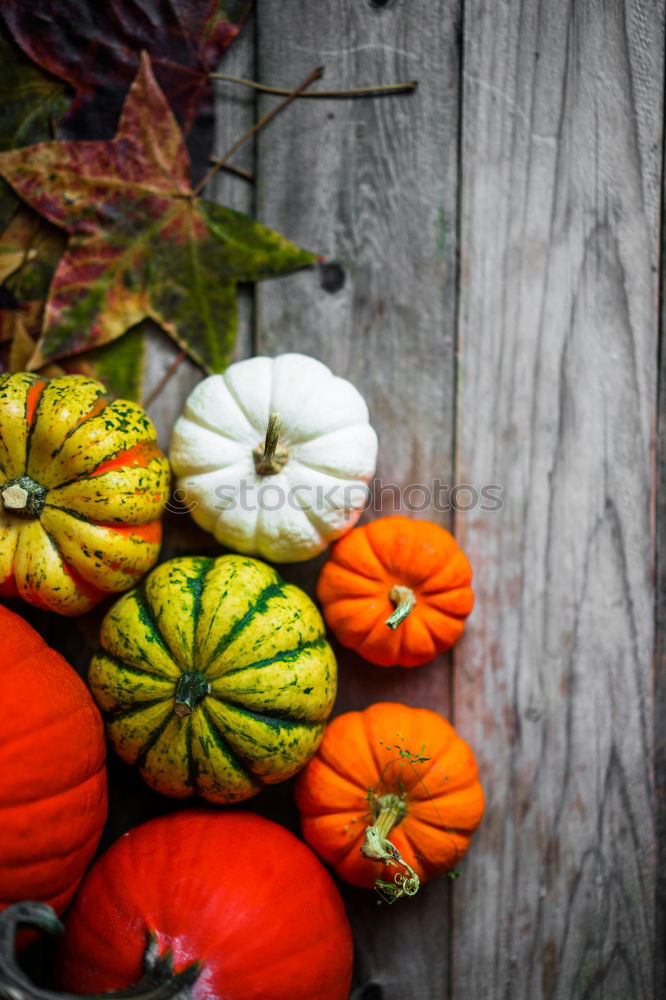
[210,73,418,98]
[194,66,323,197]
[142,350,186,409]
[219,162,254,182]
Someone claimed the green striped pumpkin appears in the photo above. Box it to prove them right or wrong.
[88,555,337,803]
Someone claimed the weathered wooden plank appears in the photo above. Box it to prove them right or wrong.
[143,17,257,445]
[454,2,663,997]
[655,42,666,1000]
[254,2,461,997]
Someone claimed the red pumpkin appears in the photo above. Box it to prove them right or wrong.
[0,604,107,921]
[57,811,353,1000]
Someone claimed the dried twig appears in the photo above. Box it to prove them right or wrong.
[210,73,417,98]
[194,66,323,197]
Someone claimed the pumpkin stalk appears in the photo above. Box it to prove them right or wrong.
[361,792,420,903]
[174,672,211,718]
[253,412,289,475]
[0,902,201,1000]
[385,585,416,630]
[0,475,48,520]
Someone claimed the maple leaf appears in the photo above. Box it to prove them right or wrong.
[0,208,147,398]
[0,53,316,374]
[0,0,251,179]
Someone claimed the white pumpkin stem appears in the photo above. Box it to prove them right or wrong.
[361,792,420,904]
[253,412,289,475]
[385,585,416,629]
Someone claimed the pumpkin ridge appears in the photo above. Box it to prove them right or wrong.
[418,594,473,620]
[359,525,393,581]
[134,582,180,669]
[217,700,321,731]
[38,524,110,601]
[0,759,106,813]
[24,377,47,428]
[290,456,362,483]
[190,556,215,633]
[220,634,328,678]
[23,378,49,469]
[106,696,172,722]
[53,440,163,490]
[39,523,114,595]
[406,809,477,838]
[184,714,200,797]
[203,580,286,672]
[223,371,263,435]
[135,707,177,770]
[184,406,251,443]
[47,391,113,462]
[199,705,262,787]
[0,820,104,896]
[92,647,176,684]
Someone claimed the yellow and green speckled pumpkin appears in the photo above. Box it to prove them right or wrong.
[0,373,170,615]
[88,554,338,804]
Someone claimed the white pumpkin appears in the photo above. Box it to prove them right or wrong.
[169,353,378,562]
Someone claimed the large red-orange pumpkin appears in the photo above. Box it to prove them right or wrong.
[57,811,353,1000]
[0,604,107,920]
[295,702,484,902]
[317,516,474,667]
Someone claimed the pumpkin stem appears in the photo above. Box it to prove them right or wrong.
[361,792,420,904]
[0,475,48,520]
[385,585,416,630]
[0,902,201,999]
[252,412,289,475]
[174,672,211,717]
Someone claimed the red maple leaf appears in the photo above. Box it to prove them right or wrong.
[0,0,252,178]
[0,53,316,373]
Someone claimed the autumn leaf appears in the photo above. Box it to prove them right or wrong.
[0,53,316,374]
[0,206,147,398]
[0,20,70,229]
[0,0,251,179]
[0,204,66,345]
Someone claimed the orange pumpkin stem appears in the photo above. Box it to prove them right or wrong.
[361,792,420,903]
[385,585,416,630]
[253,412,289,475]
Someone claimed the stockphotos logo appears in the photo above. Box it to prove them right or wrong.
[165,478,503,515]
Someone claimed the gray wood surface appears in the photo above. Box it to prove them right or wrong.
[254,3,461,997]
[26,1,663,997]
[453,2,664,999]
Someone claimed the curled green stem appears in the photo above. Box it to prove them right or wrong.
[0,902,201,1000]
[360,793,420,904]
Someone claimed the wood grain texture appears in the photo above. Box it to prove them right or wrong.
[453,2,663,997]
[254,2,461,997]
[655,25,666,997]
[143,20,257,445]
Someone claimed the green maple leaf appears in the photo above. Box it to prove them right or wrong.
[0,51,316,373]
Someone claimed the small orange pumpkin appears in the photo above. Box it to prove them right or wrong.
[295,702,484,902]
[316,517,474,667]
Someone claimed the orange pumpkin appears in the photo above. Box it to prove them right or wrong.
[316,517,474,667]
[295,702,484,902]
